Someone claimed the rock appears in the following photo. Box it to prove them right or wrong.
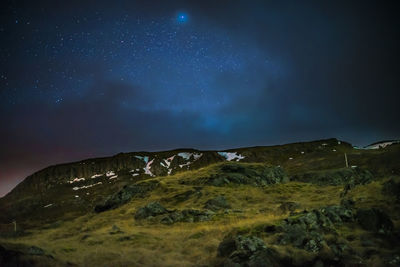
[382,178,400,201]
[356,208,394,234]
[278,202,300,214]
[109,225,123,235]
[134,202,169,220]
[27,246,45,256]
[340,198,355,208]
[194,163,288,187]
[167,188,202,203]
[160,209,214,224]
[293,167,373,186]
[218,235,280,267]
[94,180,159,212]
[204,196,231,211]
[277,205,354,252]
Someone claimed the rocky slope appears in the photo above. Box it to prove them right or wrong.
[0,138,399,266]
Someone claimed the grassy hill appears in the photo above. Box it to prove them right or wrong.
[0,138,399,266]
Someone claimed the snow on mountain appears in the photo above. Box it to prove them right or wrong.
[144,158,155,176]
[72,181,103,191]
[218,152,245,161]
[69,177,85,184]
[365,140,400,149]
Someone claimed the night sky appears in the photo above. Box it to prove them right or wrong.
[1,0,399,196]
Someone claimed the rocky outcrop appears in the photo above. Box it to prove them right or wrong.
[134,202,215,224]
[278,205,355,252]
[382,178,400,201]
[204,196,231,211]
[94,180,159,212]
[183,163,288,187]
[293,167,373,186]
[217,235,281,267]
[134,202,169,220]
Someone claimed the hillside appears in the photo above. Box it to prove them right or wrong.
[0,138,400,266]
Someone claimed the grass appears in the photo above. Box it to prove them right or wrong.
[0,177,352,266]
[1,142,399,266]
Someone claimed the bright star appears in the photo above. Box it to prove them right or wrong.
[177,13,188,23]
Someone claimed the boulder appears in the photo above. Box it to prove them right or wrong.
[218,235,281,267]
[278,205,354,252]
[278,202,300,214]
[134,202,169,220]
[356,208,393,234]
[293,167,373,186]
[382,178,400,201]
[204,163,288,187]
[204,196,231,211]
[160,209,214,224]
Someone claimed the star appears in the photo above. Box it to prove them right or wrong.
[177,13,188,23]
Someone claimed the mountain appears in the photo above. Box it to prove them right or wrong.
[364,140,400,150]
[0,138,399,266]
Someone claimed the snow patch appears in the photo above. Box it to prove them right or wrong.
[218,152,245,161]
[179,162,192,168]
[301,151,305,154]
[132,173,139,177]
[160,161,167,168]
[109,175,118,179]
[177,152,192,160]
[69,177,85,184]
[135,155,149,163]
[365,141,400,149]
[144,158,155,176]
[91,174,103,179]
[164,155,176,168]
[106,171,115,177]
[177,153,203,169]
[43,204,53,208]
[72,181,103,191]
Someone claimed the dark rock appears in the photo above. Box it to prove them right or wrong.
[134,202,169,220]
[160,209,214,224]
[278,202,300,214]
[340,198,355,208]
[356,208,394,234]
[382,178,400,201]
[218,235,280,267]
[94,180,159,212]
[293,167,373,186]
[109,225,123,235]
[27,246,45,255]
[167,188,202,203]
[204,196,231,211]
[278,205,354,252]
[189,163,288,187]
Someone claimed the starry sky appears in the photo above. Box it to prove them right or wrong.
[1,0,400,196]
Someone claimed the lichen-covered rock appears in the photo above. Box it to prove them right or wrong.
[134,202,169,220]
[204,196,231,211]
[356,208,393,234]
[94,180,159,212]
[190,163,288,187]
[278,205,354,252]
[218,235,280,267]
[160,209,214,224]
[293,167,373,186]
